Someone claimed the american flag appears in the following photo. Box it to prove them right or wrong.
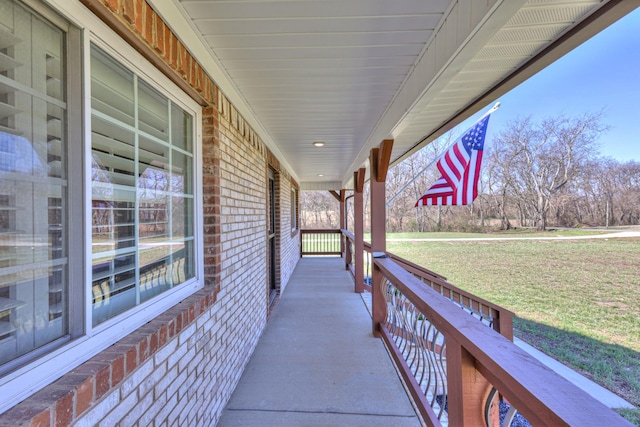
[415,114,491,206]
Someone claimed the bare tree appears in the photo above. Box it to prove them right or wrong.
[491,113,607,230]
[300,191,340,228]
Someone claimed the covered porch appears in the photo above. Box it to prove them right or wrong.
[221,225,635,426]
[221,248,633,426]
[218,257,420,426]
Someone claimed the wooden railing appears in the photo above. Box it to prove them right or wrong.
[373,256,633,427]
[300,229,342,256]
[304,229,632,425]
[302,229,631,424]
[341,229,514,340]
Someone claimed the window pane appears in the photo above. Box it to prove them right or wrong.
[0,0,68,367]
[181,240,195,282]
[91,48,134,127]
[90,46,196,325]
[138,80,168,141]
[171,104,192,151]
[172,150,192,196]
[92,252,136,325]
[171,196,194,241]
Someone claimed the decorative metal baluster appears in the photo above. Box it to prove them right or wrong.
[484,387,531,427]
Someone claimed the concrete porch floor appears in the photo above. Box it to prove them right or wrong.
[217,257,421,427]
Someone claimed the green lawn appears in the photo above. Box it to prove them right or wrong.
[385,235,640,420]
[367,228,610,240]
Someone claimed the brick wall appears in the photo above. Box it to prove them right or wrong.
[0,0,301,425]
[266,153,300,295]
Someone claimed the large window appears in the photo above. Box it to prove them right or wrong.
[0,0,70,368]
[90,46,196,325]
[0,0,202,404]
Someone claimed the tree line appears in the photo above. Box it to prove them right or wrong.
[301,112,640,232]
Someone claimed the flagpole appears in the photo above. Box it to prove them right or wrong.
[385,102,500,207]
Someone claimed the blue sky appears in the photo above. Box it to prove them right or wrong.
[461,7,640,162]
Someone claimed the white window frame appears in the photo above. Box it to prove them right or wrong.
[0,0,204,413]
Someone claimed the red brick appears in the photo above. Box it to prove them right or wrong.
[54,390,74,427]
[149,331,159,354]
[170,33,179,69]
[75,377,94,416]
[104,0,119,12]
[126,346,138,374]
[196,67,204,93]
[175,312,183,333]
[30,409,51,427]
[168,319,176,338]
[2,402,50,427]
[143,2,154,45]
[155,16,165,54]
[111,354,125,386]
[95,364,111,399]
[189,60,197,87]
[133,0,143,33]
[164,25,172,61]
[122,0,135,24]
[139,336,150,362]
[159,324,168,348]
[180,49,189,77]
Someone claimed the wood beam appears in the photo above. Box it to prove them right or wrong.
[377,139,393,182]
[355,168,365,193]
[328,190,341,202]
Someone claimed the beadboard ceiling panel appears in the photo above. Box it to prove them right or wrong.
[172,0,632,189]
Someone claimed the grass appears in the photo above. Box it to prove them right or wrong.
[367,228,610,240]
[385,235,640,423]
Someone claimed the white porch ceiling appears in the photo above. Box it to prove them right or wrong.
[168,0,635,190]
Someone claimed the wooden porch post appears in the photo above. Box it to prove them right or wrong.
[339,189,346,230]
[339,190,347,267]
[354,168,365,293]
[329,190,346,263]
[446,334,494,426]
[370,139,393,336]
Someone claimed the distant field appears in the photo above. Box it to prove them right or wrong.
[367,228,612,240]
[386,235,640,416]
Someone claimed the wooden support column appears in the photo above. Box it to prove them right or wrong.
[339,189,346,230]
[339,189,346,262]
[446,334,493,427]
[370,139,393,336]
[354,168,365,293]
[330,189,348,266]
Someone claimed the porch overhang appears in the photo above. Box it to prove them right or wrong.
[155,0,638,190]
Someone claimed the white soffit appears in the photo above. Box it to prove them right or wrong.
[171,0,623,190]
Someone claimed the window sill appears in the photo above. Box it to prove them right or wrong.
[0,286,218,425]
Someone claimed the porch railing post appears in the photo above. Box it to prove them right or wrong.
[344,231,351,270]
[370,140,392,336]
[354,168,365,293]
[446,334,494,427]
[339,189,346,258]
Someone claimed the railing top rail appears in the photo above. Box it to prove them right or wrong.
[388,254,514,319]
[301,228,342,234]
[384,251,447,281]
[335,231,511,319]
[341,229,354,240]
[374,257,633,427]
